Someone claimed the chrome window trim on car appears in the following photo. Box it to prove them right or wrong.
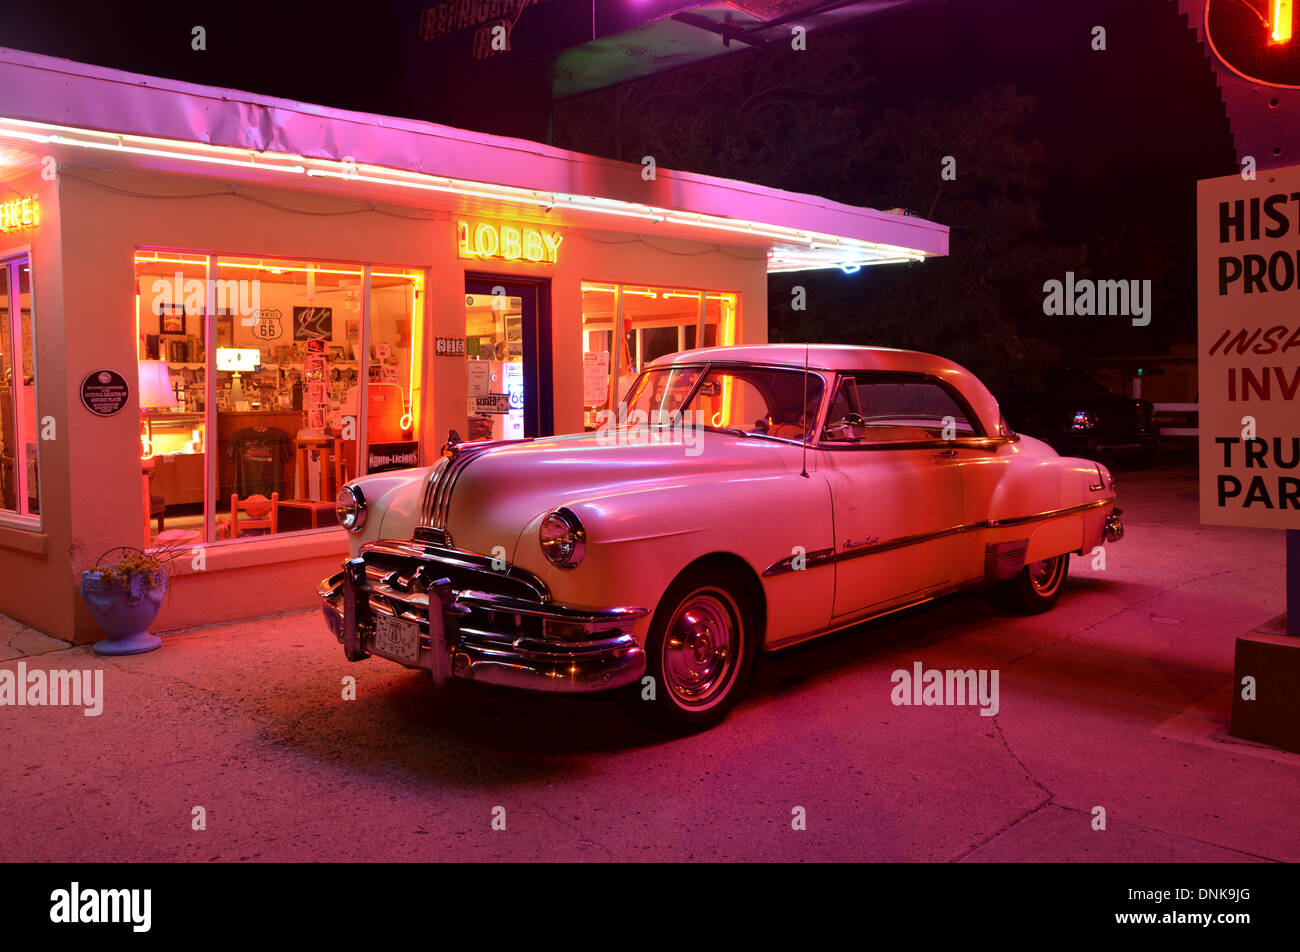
[624,360,836,448]
[814,370,1016,449]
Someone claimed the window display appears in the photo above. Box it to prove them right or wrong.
[135,253,209,543]
[0,254,39,520]
[134,250,424,545]
[580,282,736,429]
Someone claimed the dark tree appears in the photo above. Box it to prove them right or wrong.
[555,44,1089,394]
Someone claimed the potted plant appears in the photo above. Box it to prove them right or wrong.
[80,547,171,655]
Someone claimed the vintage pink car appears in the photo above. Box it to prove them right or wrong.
[321,344,1123,731]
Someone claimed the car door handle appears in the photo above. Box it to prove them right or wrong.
[933,448,958,458]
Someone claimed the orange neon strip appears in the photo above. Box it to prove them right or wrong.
[133,254,417,282]
[409,273,423,433]
[1273,0,1293,43]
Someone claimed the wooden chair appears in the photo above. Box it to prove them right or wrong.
[216,492,279,539]
[146,469,166,532]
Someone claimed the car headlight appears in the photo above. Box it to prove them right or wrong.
[539,507,585,569]
[336,485,367,533]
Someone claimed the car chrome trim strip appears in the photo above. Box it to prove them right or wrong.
[760,546,836,577]
[418,438,527,538]
[760,499,1114,576]
[814,436,1019,452]
[360,538,553,603]
[985,498,1112,528]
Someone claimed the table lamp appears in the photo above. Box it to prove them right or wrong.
[138,360,178,459]
[217,347,259,404]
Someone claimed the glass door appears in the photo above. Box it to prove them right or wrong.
[464,275,551,440]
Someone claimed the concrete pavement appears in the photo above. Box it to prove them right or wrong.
[0,457,1293,861]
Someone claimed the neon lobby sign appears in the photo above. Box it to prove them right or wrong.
[458,219,561,264]
[0,195,40,235]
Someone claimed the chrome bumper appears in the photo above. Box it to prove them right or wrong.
[318,540,647,694]
[1104,508,1124,543]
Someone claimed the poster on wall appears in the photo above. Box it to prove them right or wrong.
[1196,164,1300,529]
[467,361,490,396]
[293,306,333,341]
[583,351,610,406]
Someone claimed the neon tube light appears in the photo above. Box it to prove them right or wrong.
[1272,0,1293,43]
[133,255,419,282]
[2,116,936,272]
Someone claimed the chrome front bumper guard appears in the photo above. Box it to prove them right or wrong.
[318,541,647,694]
[1104,507,1124,543]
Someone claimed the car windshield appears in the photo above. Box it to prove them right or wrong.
[622,364,824,440]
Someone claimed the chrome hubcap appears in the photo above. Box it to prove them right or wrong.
[1028,556,1064,595]
[663,590,741,707]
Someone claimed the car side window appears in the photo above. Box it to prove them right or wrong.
[689,368,822,440]
[822,374,976,443]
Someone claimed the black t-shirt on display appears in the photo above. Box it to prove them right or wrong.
[227,426,291,498]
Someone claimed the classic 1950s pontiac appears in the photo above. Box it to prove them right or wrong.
[320,344,1123,731]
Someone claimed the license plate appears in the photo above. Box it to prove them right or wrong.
[371,614,421,665]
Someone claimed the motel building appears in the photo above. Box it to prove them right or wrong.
[0,47,948,643]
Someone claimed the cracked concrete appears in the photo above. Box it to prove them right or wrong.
[0,457,1294,861]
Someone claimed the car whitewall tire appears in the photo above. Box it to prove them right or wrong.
[624,567,758,733]
[996,553,1069,614]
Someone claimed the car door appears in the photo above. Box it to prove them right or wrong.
[819,373,968,619]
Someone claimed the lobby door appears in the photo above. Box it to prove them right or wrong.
[464,275,552,440]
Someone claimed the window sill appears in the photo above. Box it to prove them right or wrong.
[0,513,45,555]
[158,527,348,577]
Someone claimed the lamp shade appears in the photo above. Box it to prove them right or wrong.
[137,360,178,410]
[217,347,260,372]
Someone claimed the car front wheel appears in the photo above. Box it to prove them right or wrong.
[624,568,757,733]
[996,553,1069,614]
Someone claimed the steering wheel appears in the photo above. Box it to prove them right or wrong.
[822,412,866,441]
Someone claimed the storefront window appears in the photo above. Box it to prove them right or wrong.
[135,250,423,546]
[580,282,735,429]
[135,252,209,545]
[362,267,422,471]
[0,254,40,521]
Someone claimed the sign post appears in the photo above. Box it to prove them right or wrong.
[1199,163,1300,749]
[1290,530,1300,638]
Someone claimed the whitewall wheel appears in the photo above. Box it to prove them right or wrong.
[624,565,758,733]
[996,553,1069,614]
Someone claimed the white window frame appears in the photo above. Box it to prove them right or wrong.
[137,247,427,547]
[0,248,40,529]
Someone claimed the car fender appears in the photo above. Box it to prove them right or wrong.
[345,468,429,552]
[515,472,836,646]
[988,455,1115,564]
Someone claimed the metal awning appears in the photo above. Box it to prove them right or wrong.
[0,46,947,272]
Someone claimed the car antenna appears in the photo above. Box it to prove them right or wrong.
[800,343,810,478]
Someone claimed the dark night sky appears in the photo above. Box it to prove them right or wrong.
[851,0,1236,244]
[0,0,1237,346]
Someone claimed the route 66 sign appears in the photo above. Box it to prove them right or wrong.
[249,308,283,341]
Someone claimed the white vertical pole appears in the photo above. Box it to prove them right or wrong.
[358,267,372,475]
[204,254,217,543]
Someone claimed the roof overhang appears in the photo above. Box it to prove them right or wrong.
[0,46,946,272]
